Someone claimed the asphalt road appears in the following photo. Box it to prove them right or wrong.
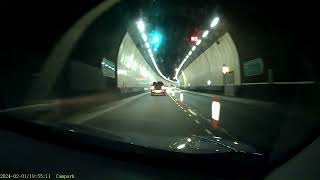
[81,91,225,140]
[2,89,284,151]
[76,89,284,151]
[180,91,284,150]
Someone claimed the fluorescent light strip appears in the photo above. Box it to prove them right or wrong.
[175,16,219,81]
[137,19,176,83]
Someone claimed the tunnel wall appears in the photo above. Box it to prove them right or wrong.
[117,33,169,92]
[178,32,240,87]
[68,61,106,92]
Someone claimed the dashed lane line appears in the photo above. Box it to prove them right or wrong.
[205,129,213,135]
[187,109,197,116]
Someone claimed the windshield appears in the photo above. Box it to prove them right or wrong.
[1,0,318,168]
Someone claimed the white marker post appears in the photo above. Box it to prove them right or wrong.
[171,90,175,97]
[211,96,220,129]
[180,93,184,102]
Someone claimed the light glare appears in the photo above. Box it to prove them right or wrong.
[196,39,202,46]
[202,30,209,38]
[207,80,211,86]
[177,144,185,149]
[180,93,184,102]
[212,101,220,121]
[210,17,220,28]
[137,20,145,32]
[142,33,147,41]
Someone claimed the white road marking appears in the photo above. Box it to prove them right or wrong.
[184,110,187,112]
[188,114,192,117]
[205,129,213,135]
[187,109,197,116]
[195,120,200,124]
[168,94,176,102]
[213,136,222,139]
[180,107,184,110]
[0,103,51,113]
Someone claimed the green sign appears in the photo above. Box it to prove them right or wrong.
[243,58,264,77]
[101,58,115,78]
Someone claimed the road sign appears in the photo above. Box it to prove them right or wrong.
[243,58,264,77]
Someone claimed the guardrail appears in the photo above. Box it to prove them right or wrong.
[182,81,318,104]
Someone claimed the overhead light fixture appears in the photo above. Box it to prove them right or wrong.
[207,80,211,86]
[142,33,147,42]
[136,20,145,32]
[202,30,209,38]
[174,17,220,84]
[136,19,176,84]
[196,39,202,46]
[222,64,230,74]
[210,17,220,28]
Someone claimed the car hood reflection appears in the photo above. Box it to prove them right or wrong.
[169,135,262,154]
[60,123,262,155]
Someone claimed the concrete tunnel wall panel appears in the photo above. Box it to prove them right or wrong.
[179,32,240,87]
[117,33,169,89]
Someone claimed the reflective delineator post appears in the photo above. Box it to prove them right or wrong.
[180,93,184,102]
[211,96,220,129]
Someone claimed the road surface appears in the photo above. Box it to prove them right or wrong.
[80,91,226,139]
[1,89,284,151]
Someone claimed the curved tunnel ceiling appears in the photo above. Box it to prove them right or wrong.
[21,0,317,100]
[61,0,315,82]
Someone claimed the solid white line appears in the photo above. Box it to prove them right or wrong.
[0,103,51,113]
[205,129,212,135]
[241,81,315,85]
[168,94,175,101]
[195,120,200,124]
[187,109,197,116]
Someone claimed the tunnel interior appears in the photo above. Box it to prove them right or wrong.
[1,1,319,176]
[1,0,317,105]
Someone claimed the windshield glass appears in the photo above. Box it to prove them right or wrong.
[1,0,318,167]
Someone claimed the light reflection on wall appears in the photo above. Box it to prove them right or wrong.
[117,33,163,88]
[178,33,240,87]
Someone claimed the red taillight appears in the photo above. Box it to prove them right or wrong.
[161,86,165,90]
[150,86,155,90]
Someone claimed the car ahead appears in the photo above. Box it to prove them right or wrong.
[150,81,166,96]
